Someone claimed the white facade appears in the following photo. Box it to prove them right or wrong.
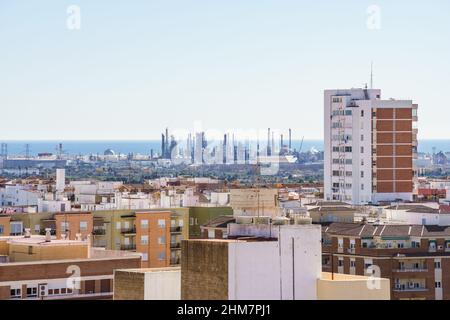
[56,169,65,193]
[227,224,322,300]
[210,192,230,206]
[37,198,71,212]
[0,185,40,207]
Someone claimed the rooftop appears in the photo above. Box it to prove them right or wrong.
[324,222,450,238]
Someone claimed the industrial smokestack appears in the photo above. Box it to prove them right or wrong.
[289,128,292,151]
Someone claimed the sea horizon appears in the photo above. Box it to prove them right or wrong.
[1,139,450,156]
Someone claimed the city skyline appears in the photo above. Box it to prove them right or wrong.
[1,1,450,140]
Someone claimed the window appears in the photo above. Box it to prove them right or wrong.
[26,287,37,298]
[158,236,166,245]
[61,222,69,232]
[208,230,215,239]
[178,219,184,227]
[345,147,352,152]
[361,110,364,117]
[360,146,364,153]
[361,159,364,166]
[140,219,148,229]
[158,252,166,261]
[429,240,437,250]
[361,184,364,191]
[140,235,148,245]
[361,171,364,178]
[158,219,166,228]
[338,259,344,267]
[79,221,87,231]
[0,225,3,235]
[345,110,352,115]
[350,260,356,268]
[189,218,194,226]
[116,222,121,230]
[435,261,441,269]
[435,281,442,288]
[361,134,364,141]
[123,221,130,229]
[345,159,352,165]
[141,253,148,261]
[10,288,21,299]
[346,171,352,177]
[34,224,40,233]
[10,221,23,236]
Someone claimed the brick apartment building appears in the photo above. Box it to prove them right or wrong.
[322,222,450,300]
[0,233,140,300]
[324,88,418,205]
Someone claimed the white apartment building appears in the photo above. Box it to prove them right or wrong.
[324,88,417,205]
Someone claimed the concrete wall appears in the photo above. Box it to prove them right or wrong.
[144,269,180,300]
[8,243,88,262]
[181,240,228,300]
[317,272,390,300]
[113,270,145,300]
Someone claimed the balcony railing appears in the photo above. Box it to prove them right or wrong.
[393,287,428,292]
[39,229,56,236]
[393,268,428,272]
[92,229,106,235]
[120,244,136,251]
[170,242,181,249]
[170,226,182,233]
[120,228,136,234]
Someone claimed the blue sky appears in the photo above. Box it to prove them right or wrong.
[1,0,450,140]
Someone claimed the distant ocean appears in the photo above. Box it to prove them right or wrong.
[1,140,449,156]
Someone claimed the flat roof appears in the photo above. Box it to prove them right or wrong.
[115,267,180,274]
[0,235,86,246]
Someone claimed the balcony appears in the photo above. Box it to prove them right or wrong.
[393,268,428,273]
[120,244,136,251]
[92,229,106,236]
[170,226,182,233]
[170,242,181,249]
[120,228,136,235]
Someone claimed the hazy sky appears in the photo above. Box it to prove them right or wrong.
[1,0,450,140]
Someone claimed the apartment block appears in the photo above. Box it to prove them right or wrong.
[324,88,418,204]
[322,222,450,300]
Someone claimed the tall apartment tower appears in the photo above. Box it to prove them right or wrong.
[324,88,418,204]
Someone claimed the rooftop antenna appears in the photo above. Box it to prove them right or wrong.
[370,61,374,89]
